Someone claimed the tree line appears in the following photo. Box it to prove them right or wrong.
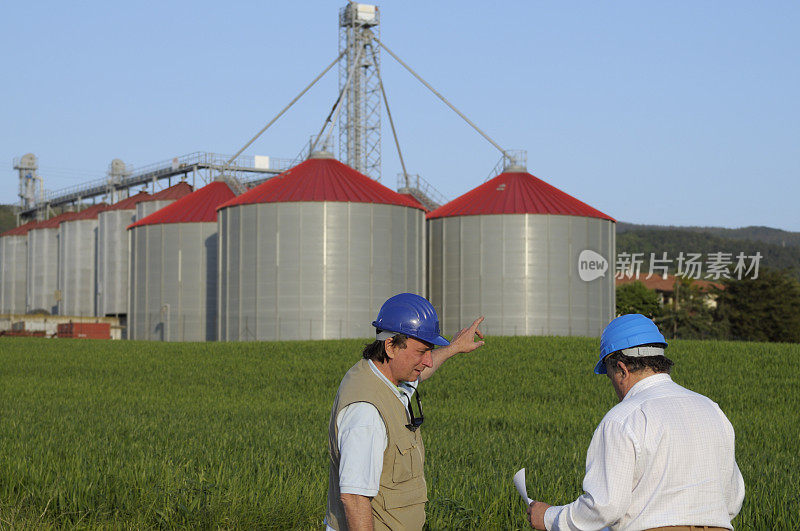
[0,205,16,233]
[617,227,800,280]
[617,222,800,249]
[617,269,800,343]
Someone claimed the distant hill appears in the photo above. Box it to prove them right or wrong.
[0,204,73,234]
[0,205,16,234]
[617,222,800,249]
[617,222,800,279]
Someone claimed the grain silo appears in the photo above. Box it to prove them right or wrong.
[128,181,234,341]
[399,193,429,213]
[427,165,615,337]
[135,181,193,221]
[216,151,426,341]
[0,221,38,314]
[97,191,151,318]
[27,211,79,314]
[58,203,108,316]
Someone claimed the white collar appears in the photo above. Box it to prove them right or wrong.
[624,372,672,401]
[368,359,417,399]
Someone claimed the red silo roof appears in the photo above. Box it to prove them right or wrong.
[67,203,108,221]
[128,181,235,229]
[217,155,425,211]
[0,220,40,237]
[426,171,615,221]
[105,191,151,211]
[141,181,194,202]
[32,211,81,229]
[399,193,429,212]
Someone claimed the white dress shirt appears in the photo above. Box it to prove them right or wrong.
[545,373,744,531]
[326,360,417,531]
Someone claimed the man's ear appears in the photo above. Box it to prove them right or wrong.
[616,361,630,380]
[384,337,398,360]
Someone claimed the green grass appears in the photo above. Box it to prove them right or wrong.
[0,337,797,529]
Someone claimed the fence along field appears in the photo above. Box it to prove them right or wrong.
[0,337,797,529]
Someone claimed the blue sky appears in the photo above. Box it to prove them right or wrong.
[2,1,798,230]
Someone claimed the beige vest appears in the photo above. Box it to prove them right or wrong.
[327,359,427,530]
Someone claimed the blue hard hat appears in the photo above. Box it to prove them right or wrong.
[595,314,667,374]
[372,293,450,347]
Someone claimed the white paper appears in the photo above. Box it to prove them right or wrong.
[513,468,533,505]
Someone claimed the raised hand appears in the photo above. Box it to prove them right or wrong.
[449,316,485,354]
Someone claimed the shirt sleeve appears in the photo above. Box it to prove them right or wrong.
[336,402,388,497]
[725,419,745,520]
[545,419,637,530]
[726,459,745,519]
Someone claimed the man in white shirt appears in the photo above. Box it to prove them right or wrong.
[528,313,745,531]
[326,293,484,530]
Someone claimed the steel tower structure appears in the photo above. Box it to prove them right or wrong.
[106,158,131,205]
[338,2,381,180]
[14,153,43,218]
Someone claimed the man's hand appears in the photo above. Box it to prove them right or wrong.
[527,500,550,530]
[341,493,373,530]
[419,316,484,381]
[449,316,485,354]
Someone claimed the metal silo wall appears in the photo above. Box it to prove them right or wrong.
[135,199,175,221]
[129,222,218,341]
[27,228,59,314]
[128,225,152,340]
[218,202,424,341]
[58,219,98,316]
[428,214,614,337]
[0,235,28,313]
[97,209,135,316]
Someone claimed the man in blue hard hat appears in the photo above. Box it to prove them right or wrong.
[326,293,484,530]
[527,314,744,531]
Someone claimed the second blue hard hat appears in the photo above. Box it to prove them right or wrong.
[596,314,668,374]
[372,293,450,346]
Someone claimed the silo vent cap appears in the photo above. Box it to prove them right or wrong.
[309,150,335,160]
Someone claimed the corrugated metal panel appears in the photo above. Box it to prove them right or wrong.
[218,157,424,211]
[97,208,136,315]
[218,202,425,341]
[58,218,99,316]
[427,171,615,221]
[57,322,110,339]
[128,220,155,339]
[0,235,28,313]
[128,222,219,341]
[428,214,615,338]
[26,227,60,314]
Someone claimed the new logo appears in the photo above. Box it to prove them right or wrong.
[578,250,608,282]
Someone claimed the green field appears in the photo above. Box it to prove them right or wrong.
[0,337,797,529]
